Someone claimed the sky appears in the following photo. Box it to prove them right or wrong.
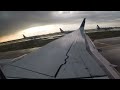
[0,11,120,42]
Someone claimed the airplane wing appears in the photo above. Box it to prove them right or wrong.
[0,18,120,79]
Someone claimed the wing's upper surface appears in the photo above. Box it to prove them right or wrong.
[0,18,120,79]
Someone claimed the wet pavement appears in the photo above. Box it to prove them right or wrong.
[94,37,120,73]
[0,47,40,60]
[1,36,120,74]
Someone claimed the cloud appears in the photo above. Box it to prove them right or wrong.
[0,11,54,36]
[0,11,120,37]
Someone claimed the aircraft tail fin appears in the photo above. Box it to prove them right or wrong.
[59,28,64,33]
[23,34,26,38]
[97,25,100,29]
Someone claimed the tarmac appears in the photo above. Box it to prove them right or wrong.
[1,36,120,75]
[94,37,120,73]
[0,47,40,60]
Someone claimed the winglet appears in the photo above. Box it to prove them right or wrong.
[79,18,86,29]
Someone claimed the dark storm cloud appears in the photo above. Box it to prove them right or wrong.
[0,11,120,37]
[0,11,54,36]
[50,11,120,26]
